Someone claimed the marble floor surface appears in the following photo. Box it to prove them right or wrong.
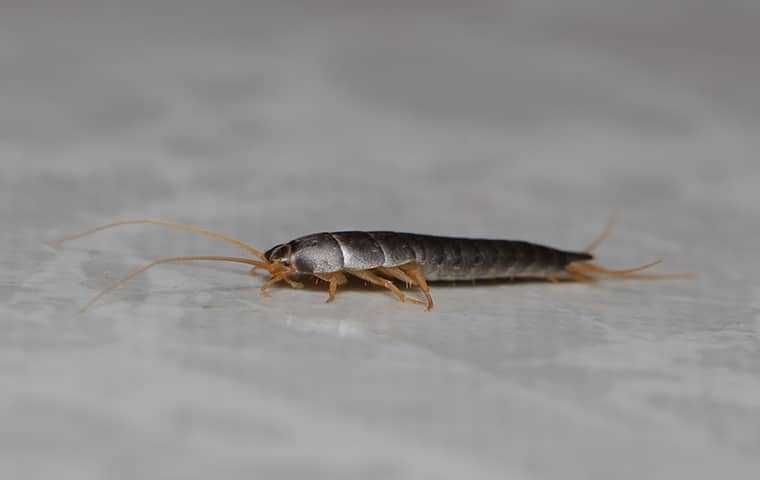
[2,2,759,479]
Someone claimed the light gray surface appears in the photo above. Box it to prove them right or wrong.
[2,1,760,479]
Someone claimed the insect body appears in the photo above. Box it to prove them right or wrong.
[51,219,672,311]
[266,231,593,281]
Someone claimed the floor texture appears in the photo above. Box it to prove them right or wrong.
[2,2,760,479]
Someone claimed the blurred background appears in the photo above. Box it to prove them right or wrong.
[2,1,759,479]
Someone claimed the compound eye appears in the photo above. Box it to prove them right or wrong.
[266,244,291,265]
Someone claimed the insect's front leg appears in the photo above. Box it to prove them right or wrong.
[282,276,304,289]
[260,272,303,296]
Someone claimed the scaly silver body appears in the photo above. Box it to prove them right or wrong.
[265,231,593,281]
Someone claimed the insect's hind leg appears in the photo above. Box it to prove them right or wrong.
[346,270,425,307]
[376,267,429,307]
[399,263,434,311]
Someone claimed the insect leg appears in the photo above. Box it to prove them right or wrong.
[346,270,425,306]
[314,272,348,303]
[260,275,284,296]
[376,267,414,288]
[282,277,304,289]
[260,272,303,296]
[399,262,434,311]
[375,267,428,305]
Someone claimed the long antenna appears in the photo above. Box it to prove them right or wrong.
[49,219,265,259]
[81,255,270,311]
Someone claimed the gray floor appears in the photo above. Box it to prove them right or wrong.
[2,1,760,479]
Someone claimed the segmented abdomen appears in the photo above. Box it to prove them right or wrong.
[330,231,592,281]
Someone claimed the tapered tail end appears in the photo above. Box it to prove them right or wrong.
[567,258,695,281]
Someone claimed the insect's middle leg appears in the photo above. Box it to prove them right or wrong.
[314,272,347,303]
[377,267,415,287]
[347,270,425,306]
